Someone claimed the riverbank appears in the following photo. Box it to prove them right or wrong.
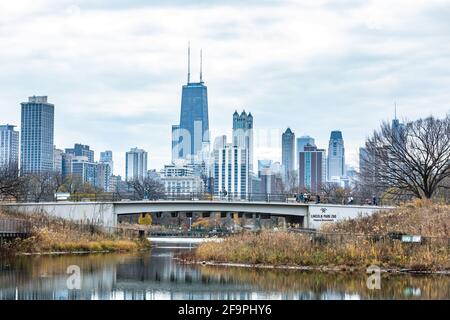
[182,259,450,275]
[0,210,150,255]
[186,200,449,272]
[2,247,449,300]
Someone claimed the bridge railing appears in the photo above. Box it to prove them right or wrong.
[60,192,401,206]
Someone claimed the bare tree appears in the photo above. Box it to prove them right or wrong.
[320,182,352,204]
[362,114,450,199]
[0,163,25,201]
[24,172,58,202]
[52,172,65,194]
[285,170,298,193]
[127,177,165,200]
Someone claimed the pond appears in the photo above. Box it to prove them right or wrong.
[0,243,448,300]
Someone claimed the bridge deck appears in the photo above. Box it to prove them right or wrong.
[113,200,310,216]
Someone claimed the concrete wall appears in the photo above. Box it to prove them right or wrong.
[307,204,393,229]
[2,202,116,227]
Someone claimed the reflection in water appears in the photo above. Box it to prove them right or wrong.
[0,244,448,300]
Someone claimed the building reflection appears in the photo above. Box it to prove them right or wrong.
[0,246,449,300]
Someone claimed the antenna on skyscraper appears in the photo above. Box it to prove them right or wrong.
[187,41,191,84]
[394,101,397,120]
[200,49,203,83]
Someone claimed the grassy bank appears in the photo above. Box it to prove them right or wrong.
[322,199,449,237]
[192,200,449,271]
[0,210,150,254]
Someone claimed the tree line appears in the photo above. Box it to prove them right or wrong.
[0,163,167,202]
[0,166,105,202]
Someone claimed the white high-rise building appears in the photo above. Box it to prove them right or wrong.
[232,110,253,173]
[213,136,249,199]
[0,125,19,168]
[53,147,63,174]
[125,147,148,182]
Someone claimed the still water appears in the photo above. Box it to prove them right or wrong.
[0,243,449,300]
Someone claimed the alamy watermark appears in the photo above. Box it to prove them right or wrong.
[67,265,81,290]
[366,265,381,290]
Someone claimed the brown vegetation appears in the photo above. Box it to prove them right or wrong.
[321,199,449,237]
[0,210,150,254]
[193,201,449,271]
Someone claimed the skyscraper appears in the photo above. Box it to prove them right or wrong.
[125,147,148,181]
[392,112,405,148]
[97,162,111,192]
[232,110,254,172]
[172,45,209,162]
[61,152,74,179]
[282,128,295,183]
[65,144,94,162]
[213,136,249,199]
[327,130,345,181]
[0,125,19,168]
[296,136,316,153]
[20,96,54,174]
[359,147,369,174]
[258,160,273,175]
[100,150,114,175]
[299,144,325,193]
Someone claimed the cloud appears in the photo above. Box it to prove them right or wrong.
[0,0,449,175]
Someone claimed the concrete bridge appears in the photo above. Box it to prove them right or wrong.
[0,201,392,230]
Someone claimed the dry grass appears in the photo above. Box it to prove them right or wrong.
[194,201,450,271]
[195,232,449,270]
[0,210,150,253]
[322,199,449,237]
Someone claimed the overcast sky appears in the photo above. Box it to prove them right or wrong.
[1,0,450,177]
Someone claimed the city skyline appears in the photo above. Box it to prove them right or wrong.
[1,1,450,177]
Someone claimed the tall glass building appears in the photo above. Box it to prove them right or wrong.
[0,125,19,168]
[282,127,295,183]
[296,136,315,153]
[172,47,210,162]
[327,130,345,181]
[20,96,54,174]
[100,150,114,175]
[299,144,325,193]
